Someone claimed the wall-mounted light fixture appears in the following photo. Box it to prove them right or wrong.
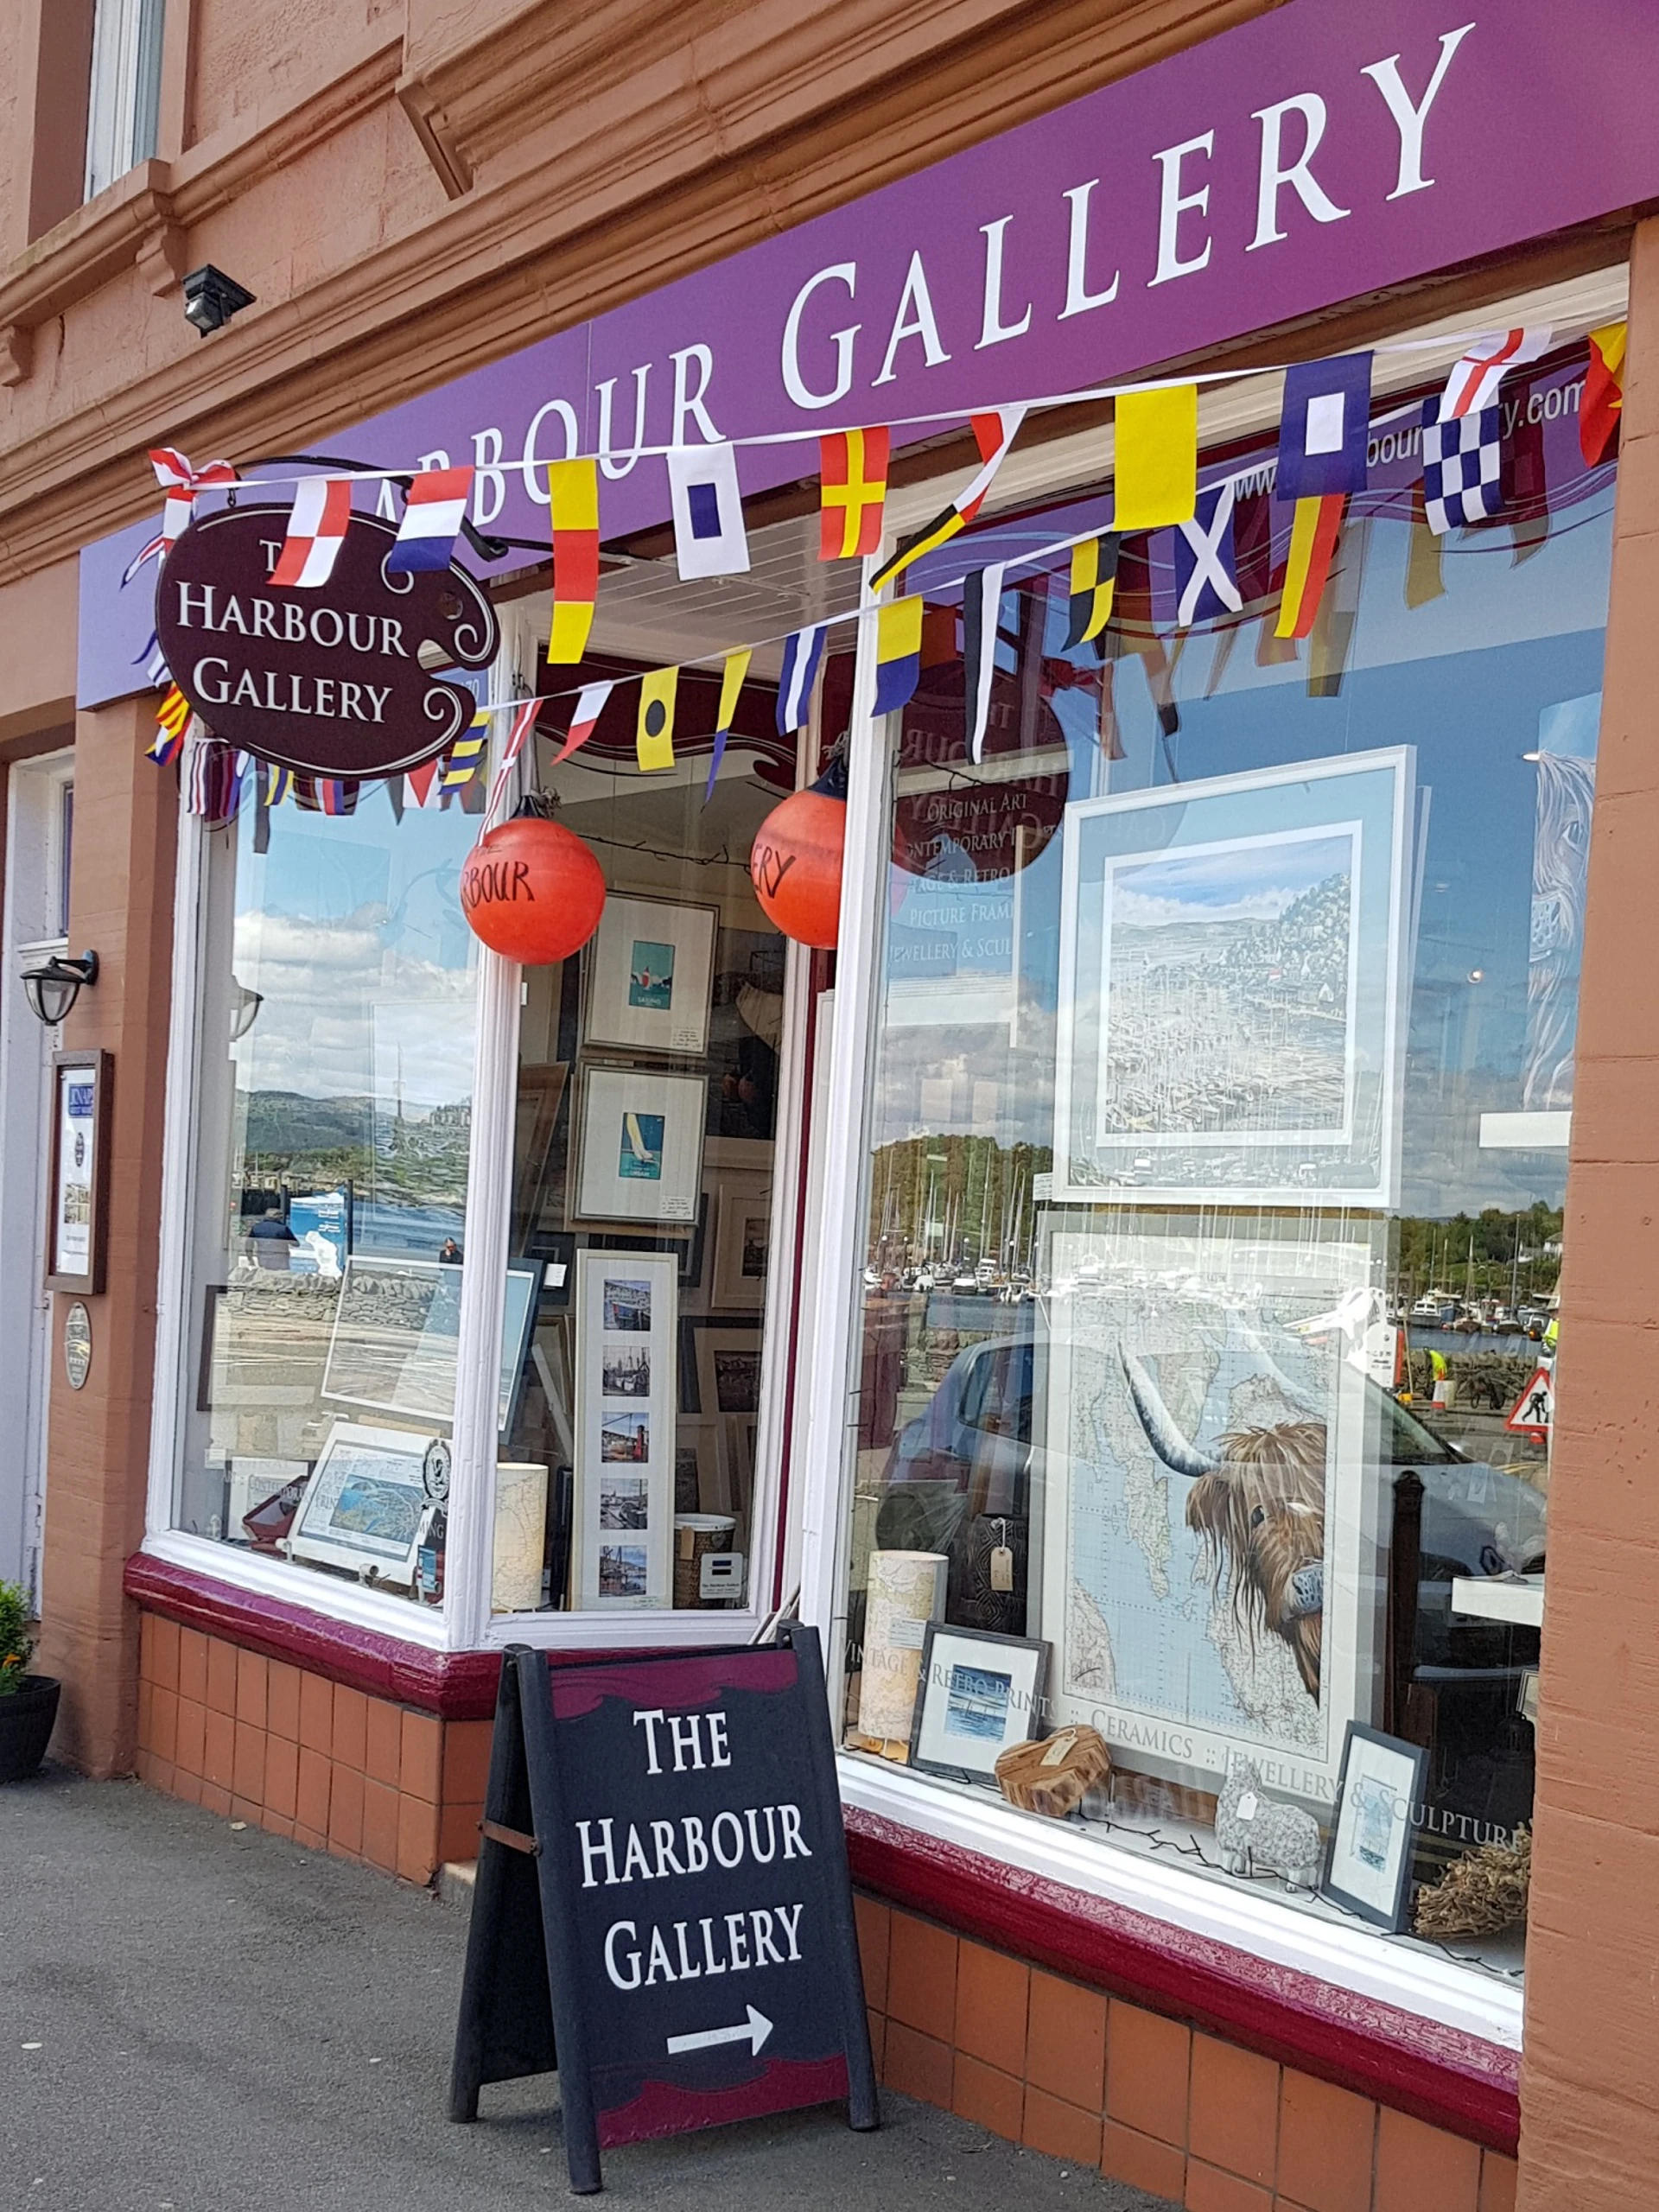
[182,264,256,336]
[21,950,99,1027]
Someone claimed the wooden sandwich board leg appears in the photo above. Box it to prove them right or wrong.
[789,1624,880,2133]
[448,1649,560,2126]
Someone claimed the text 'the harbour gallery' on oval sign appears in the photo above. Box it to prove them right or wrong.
[156,504,499,779]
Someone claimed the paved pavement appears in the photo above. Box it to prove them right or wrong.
[2,1766,1170,2211]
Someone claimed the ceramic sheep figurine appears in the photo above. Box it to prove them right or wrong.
[1215,1760,1324,1892]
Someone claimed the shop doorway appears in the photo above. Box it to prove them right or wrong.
[0,749,75,1601]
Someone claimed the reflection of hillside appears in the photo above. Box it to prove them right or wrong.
[239,1090,470,1208]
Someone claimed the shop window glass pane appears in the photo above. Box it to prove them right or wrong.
[175,790,480,1607]
[837,327,1613,1983]
[489,533,849,1616]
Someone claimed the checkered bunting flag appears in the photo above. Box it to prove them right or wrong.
[1421,401,1502,535]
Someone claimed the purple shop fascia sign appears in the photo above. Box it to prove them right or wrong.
[79,0,1658,709]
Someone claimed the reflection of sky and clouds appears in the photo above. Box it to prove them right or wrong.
[876,383,1614,1216]
[231,804,479,1115]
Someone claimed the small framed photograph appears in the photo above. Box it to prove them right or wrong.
[692,1322,763,1417]
[1321,1722,1428,1932]
[570,1065,706,1229]
[47,1048,112,1294]
[910,1624,1049,1782]
[709,1174,773,1311]
[572,1249,678,1608]
[583,896,718,1057]
[289,1421,434,1586]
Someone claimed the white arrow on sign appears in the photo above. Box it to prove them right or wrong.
[665,2005,773,2058]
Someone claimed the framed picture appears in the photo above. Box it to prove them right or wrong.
[583,896,718,1057]
[524,1228,576,1307]
[1038,1214,1385,1807]
[572,1249,678,1609]
[588,1188,710,1289]
[570,1065,706,1228]
[321,1255,542,1435]
[512,1061,569,1245]
[716,1414,757,1520]
[709,1173,773,1311]
[289,1421,433,1586]
[674,1414,721,1514]
[910,1624,1049,1782]
[1052,747,1414,1207]
[46,1047,111,1294]
[1322,1723,1429,1931]
[692,1322,763,1418]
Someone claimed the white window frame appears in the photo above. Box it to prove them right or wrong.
[142,628,809,1656]
[791,505,1530,2053]
[84,0,166,202]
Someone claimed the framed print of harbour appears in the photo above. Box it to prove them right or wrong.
[1038,1215,1384,1810]
[569,1065,707,1228]
[572,1249,678,1609]
[583,896,718,1058]
[1052,749,1414,1207]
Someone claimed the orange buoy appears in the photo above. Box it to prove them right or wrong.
[749,758,846,949]
[460,801,606,963]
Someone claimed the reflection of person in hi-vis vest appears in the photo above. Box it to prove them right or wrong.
[1430,1348,1449,1407]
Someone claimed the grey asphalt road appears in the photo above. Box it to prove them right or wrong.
[1,1767,1170,2212]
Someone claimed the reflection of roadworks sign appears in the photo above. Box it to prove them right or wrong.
[1506,1365,1554,1439]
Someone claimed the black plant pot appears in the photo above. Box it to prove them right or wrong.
[0,1675,60,1783]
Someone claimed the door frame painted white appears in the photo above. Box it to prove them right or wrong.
[0,749,75,1603]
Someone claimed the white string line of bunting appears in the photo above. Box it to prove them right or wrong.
[148,323,1559,493]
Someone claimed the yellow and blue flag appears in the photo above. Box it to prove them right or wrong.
[873,597,924,717]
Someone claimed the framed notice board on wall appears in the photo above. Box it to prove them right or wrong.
[449,1627,877,2192]
[46,1047,111,1295]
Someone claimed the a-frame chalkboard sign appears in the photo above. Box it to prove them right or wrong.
[449,1628,879,2193]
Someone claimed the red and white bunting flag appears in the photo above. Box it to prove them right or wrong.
[270,476,354,588]
[149,447,238,549]
[485,699,542,818]
[405,759,444,809]
[554,680,614,765]
[1439,328,1552,420]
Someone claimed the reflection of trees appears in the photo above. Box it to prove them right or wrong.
[866,1135,1052,1275]
[1394,1203,1563,1300]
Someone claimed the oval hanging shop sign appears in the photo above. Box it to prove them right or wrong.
[155,504,499,779]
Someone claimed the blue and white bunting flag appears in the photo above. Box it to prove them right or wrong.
[960,563,1007,762]
[1421,401,1502,534]
[1173,481,1243,627]
[665,442,751,581]
[1277,353,1373,500]
[776,623,827,734]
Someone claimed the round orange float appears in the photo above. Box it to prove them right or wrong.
[460,799,606,963]
[749,757,847,949]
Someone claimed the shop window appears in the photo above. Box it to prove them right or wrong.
[84,0,165,201]
[486,556,844,1619]
[171,786,480,1609]
[831,301,1616,1992]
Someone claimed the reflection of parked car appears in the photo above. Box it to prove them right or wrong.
[874,1328,1546,1609]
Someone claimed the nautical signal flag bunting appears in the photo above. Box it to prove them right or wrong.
[388,467,474,572]
[638,667,678,771]
[666,443,750,580]
[819,429,890,560]
[1277,354,1372,499]
[704,649,753,802]
[869,407,1025,593]
[1581,321,1626,467]
[777,626,828,734]
[1113,385,1197,531]
[1064,533,1119,651]
[873,599,924,717]
[270,475,354,588]
[546,459,601,663]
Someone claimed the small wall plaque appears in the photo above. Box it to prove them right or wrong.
[63,1300,92,1389]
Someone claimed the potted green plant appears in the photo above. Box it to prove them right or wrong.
[0,1580,59,1783]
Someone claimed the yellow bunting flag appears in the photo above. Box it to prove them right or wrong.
[704,648,752,801]
[637,666,678,772]
[1114,385,1198,531]
[546,458,601,664]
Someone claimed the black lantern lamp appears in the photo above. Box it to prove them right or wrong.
[182,264,257,336]
[22,950,99,1027]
